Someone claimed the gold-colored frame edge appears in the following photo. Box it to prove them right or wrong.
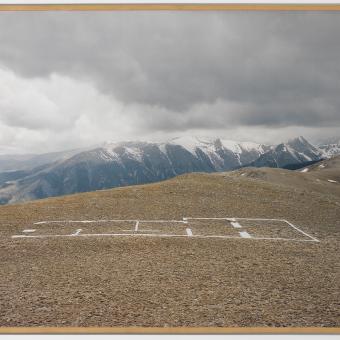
[1,3,340,10]
[0,327,339,334]
[0,1,339,334]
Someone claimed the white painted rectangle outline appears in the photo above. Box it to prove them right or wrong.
[18,217,319,243]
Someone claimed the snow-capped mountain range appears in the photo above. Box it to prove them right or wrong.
[100,136,271,172]
[250,136,324,169]
[319,139,340,158]
[0,135,338,204]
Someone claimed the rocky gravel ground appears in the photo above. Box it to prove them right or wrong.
[0,170,339,327]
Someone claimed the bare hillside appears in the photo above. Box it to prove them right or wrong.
[0,169,339,328]
[230,156,340,201]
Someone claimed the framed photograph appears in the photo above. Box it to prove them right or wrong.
[0,2,339,334]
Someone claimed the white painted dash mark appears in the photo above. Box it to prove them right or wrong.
[72,229,82,236]
[239,231,252,238]
[23,229,36,233]
[135,221,139,232]
[231,222,242,228]
[186,228,193,236]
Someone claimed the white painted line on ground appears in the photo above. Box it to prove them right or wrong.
[137,220,185,223]
[186,217,286,222]
[29,217,320,243]
[232,218,287,222]
[34,217,289,225]
[283,220,320,242]
[23,229,36,233]
[231,222,242,228]
[239,231,252,238]
[74,220,93,223]
[12,234,72,238]
[72,229,82,236]
[10,233,318,242]
[34,219,185,225]
[185,217,231,220]
[83,229,161,232]
[34,219,137,224]
[186,217,288,223]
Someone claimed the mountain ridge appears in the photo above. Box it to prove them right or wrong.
[0,135,337,204]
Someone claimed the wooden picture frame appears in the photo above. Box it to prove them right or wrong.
[0,3,339,334]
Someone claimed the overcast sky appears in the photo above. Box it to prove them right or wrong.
[0,11,339,154]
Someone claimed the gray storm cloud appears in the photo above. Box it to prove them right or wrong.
[0,11,339,153]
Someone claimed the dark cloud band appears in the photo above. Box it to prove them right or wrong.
[0,11,339,153]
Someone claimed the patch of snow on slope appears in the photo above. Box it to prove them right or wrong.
[168,136,213,155]
[328,179,338,183]
[319,143,340,158]
[220,139,242,154]
[239,141,266,153]
[123,147,144,162]
[202,143,224,167]
[284,144,312,162]
[158,143,167,155]
[300,168,309,173]
[99,150,112,162]
[220,140,266,155]
[297,151,312,162]
[101,143,122,163]
[283,145,294,156]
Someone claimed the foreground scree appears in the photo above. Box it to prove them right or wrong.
[0,171,339,327]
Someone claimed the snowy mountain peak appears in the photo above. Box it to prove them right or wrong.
[252,136,324,169]
[297,136,308,143]
[286,136,323,159]
[98,135,271,173]
[168,136,214,155]
[287,136,312,148]
[168,136,268,156]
